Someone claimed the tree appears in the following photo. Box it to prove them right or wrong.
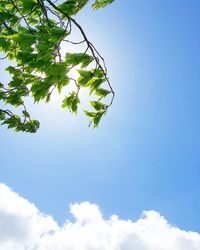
[0,0,115,133]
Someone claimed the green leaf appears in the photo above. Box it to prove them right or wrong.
[57,76,70,93]
[58,0,89,16]
[78,70,93,77]
[84,110,97,118]
[22,110,30,118]
[89,78,105,94]
[93,111,105,127]
[5,66,20,75]
[71,97,80,113]
[0,37,11,51]
[65,53,93,67]
[6,31,36,50]
[6,92,23,107]
[58,1,77,15]
[0,110,5,120]
[0,90,6,100]
[84,110,106,128]
[21,0,38,13]
[95,88,110,97]
[45,93,51,103]
[92,0,115,10]
[31,80,52,102]
[62,92,80,113]
[46,63,68,76]
[51,27,66,38]
[77,70,94,86]
[90,101,107,111]
[93,68,105,78]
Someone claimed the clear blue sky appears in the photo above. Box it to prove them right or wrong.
[1,0,200,232]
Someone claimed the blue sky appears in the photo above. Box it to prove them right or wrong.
[1,0,200,235]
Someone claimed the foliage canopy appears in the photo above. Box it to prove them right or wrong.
[0,0,115,133]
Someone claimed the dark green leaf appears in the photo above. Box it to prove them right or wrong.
[90,101,107,111]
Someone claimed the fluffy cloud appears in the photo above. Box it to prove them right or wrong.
[0,183,200,250]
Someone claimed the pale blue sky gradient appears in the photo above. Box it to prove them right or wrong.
[1,0,200,231]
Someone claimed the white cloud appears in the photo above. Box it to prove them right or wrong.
[0,183,200,250]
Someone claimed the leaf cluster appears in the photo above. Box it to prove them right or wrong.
[0,0,115,132]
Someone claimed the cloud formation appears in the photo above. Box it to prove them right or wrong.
[0,183,200,250]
